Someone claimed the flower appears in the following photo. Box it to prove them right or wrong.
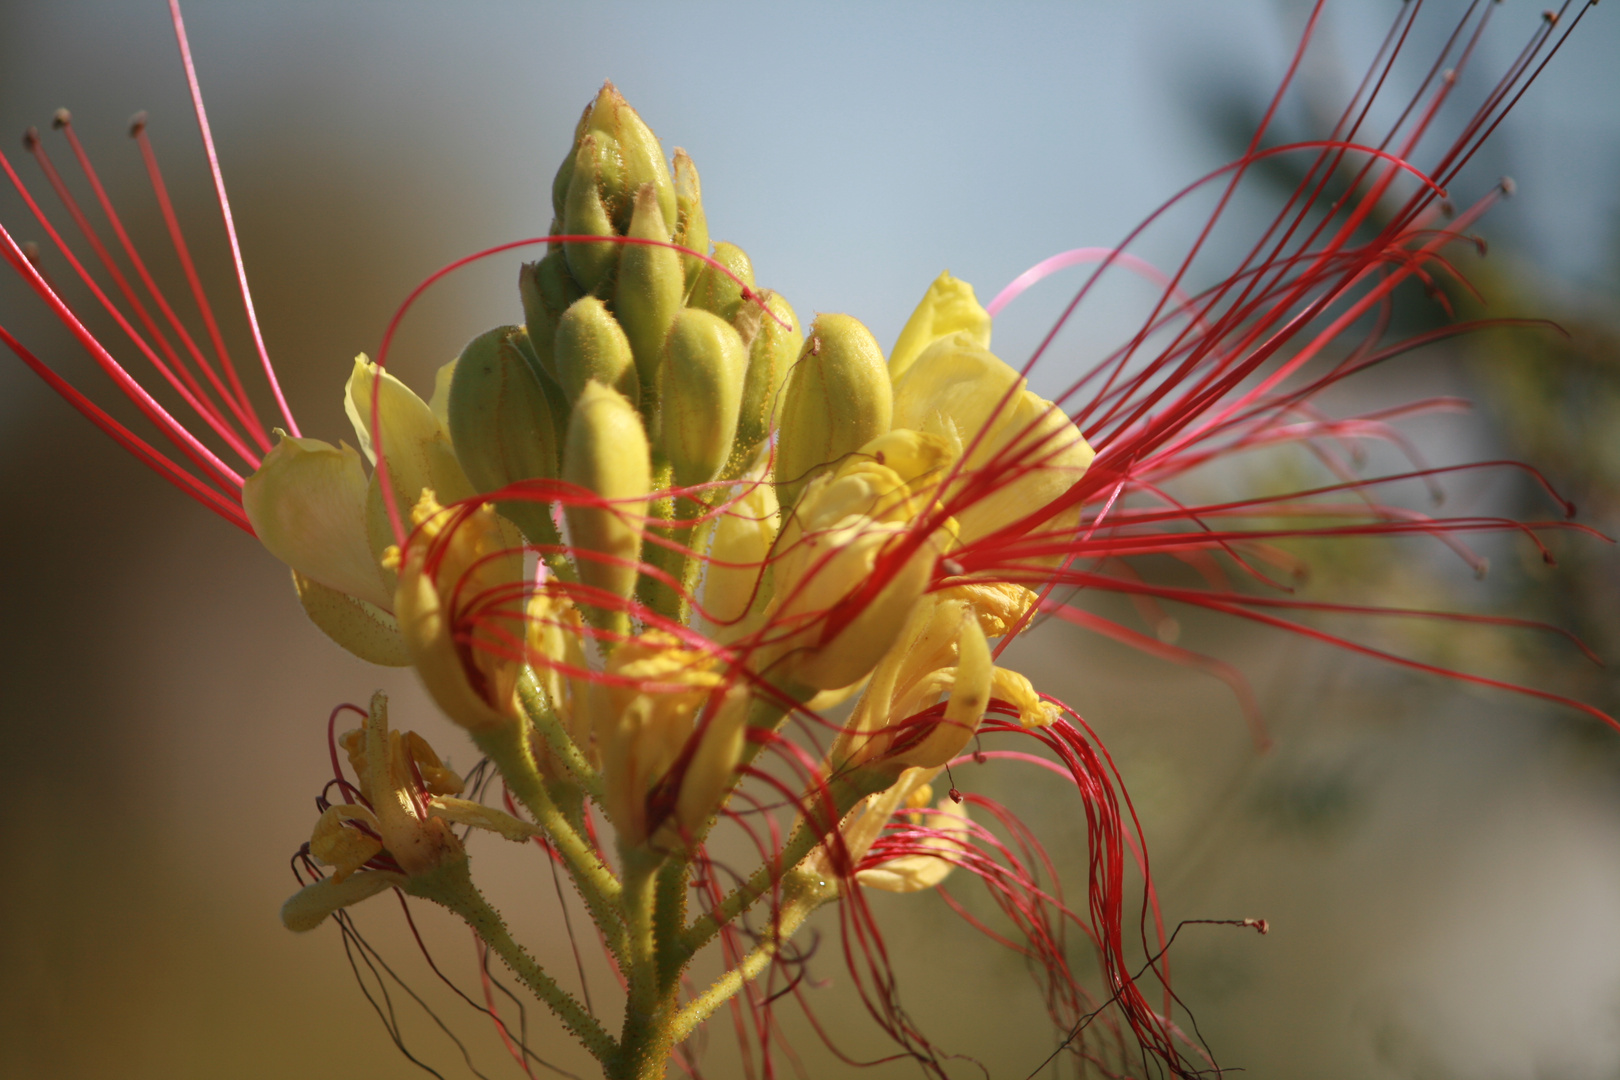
[2,4,1613,1079]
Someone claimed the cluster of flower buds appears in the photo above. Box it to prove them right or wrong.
[263,88,1096,1041]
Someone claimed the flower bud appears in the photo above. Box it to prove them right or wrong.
[615,184,685,401]
[671,148,709,289]
[732,290,802,463]
[550,98,594,221]
[561,135,619,295]
[581,81,676,235]
[447,325,562,545]
[519,252,583,388]
[656,308,747,488]
[554,296,639,405]
[888,270,993,382]
[773,313,893,508]
[687,241,754,323]
[562,381,651,630]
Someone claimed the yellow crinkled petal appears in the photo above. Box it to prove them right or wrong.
[281,869,407,932]
[855,798,970,894]
[889,271,992,384]
[938,580,1040,638]
[670,685,749,841]
[427,796,542,842]
[309,803,384,883]
[403,730,465,796]
[991,667,1060,727]
[893,333,1094,551]
[291,570,410,666]
[243,434,393,609]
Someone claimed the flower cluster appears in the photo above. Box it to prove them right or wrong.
[1,3,1611,1078]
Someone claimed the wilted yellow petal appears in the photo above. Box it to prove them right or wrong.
[309,803,383,882]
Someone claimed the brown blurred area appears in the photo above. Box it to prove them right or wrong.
[2,4,1619,1079]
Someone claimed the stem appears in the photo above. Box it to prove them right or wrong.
[473,721,627,962]
[669,868,834,1044]
[516,671,604,800]
[409,857,618,1065]
[682,769,888,958]
[613,850,681,1080]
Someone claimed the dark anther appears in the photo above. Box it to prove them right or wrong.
[948,787,963,803]
[21,126,40,151]
[128,111,148,137]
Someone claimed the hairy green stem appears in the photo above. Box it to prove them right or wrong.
[669,868,834,1044]
[473,722,627,962]
[409,858,618,1064]
[516,672,605,800]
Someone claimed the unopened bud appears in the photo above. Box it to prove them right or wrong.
[616,184,685,402]
[519,252,583,388]
[447,325,562,544]
[773,313,892,508]
[672,148,709,289]
[554,296,639,405]
[561,135,619,295]
[656,308,747,488]
[687,241,754,323]
[562,382,651,631]
[733,290,802,462]
[587,83,677,234]
[550,99,595,221]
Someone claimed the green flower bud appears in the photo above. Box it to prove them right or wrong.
[616,183,685,405]
[732,289,802,464]
[562,135,619,295]
[519,252,583,388]
[554,295,639,405]
[773,313,893,508]
[656,308,747,488]
[562,381,651,632]
[687,241,754,323]
[550,99,594,221]
[587,82,677,235]
[447,325,561,545]
[672,148,709,290]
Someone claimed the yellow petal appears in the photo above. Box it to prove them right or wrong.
[889,271,992,383]
[893,333,1094,550]
[428,796,542,842]
[428,355,457,432]
[243,434,392,609]
[346,355,476,569]
[309,803,384,882]
[281,869,406,932]
[855,799,969,893]
[291,570,410,666]
[702,475,778,633]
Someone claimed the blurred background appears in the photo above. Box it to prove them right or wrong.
[1,2,1617,1077]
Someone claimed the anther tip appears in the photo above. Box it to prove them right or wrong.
[51,108,72,130]
[128,111,148,137]
[1500,176,1517,197]
[1243,917,1270,935]
[1543,9,1559,24]
[21,126,39,150]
